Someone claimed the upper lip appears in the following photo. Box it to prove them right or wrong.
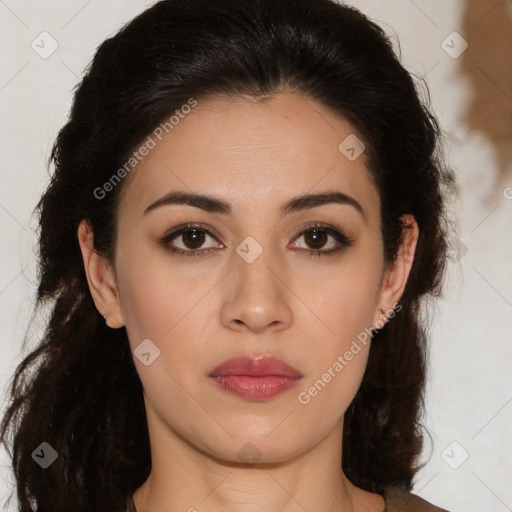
[209,356,302,378]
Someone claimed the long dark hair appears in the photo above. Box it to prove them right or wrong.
[1,0,456,510]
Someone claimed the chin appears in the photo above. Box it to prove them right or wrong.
[197,429,309,467]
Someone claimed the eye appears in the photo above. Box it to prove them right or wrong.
[289,223,353,258]
[160,223,222,257]
[160,222,353,258]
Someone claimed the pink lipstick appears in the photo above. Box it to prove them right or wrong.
[209,356,303,401]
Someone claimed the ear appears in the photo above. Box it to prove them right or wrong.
[373,214,419,329]
[77,219,125,328]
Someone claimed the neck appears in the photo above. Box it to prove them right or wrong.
[132,402,384,512]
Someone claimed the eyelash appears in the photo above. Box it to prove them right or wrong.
[159,222,353,259]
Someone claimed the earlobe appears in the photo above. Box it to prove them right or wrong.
[373,214,419,328]
[77,220,125,328]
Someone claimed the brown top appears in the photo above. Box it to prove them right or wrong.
[126,486,450,511]
[383,486,450,511]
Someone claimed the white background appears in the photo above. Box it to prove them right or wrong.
[1,1,511,511]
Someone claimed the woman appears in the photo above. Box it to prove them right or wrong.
[0,0,456,510]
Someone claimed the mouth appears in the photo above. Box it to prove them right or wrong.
[209,355,303,401]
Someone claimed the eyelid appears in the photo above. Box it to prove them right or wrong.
[290,221,354,245]
[162,222,224,243]
[160,221,354,257]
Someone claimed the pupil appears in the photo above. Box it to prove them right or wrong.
[307,229,326,249]
[184,229,204,249]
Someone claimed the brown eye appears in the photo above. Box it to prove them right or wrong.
[180,229,206,250]
[293,227,338,252]
[303,229,329,250]
[161,223,223,257]
[161,222,352,259]
[290,223,353,258]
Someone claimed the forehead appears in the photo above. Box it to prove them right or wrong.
[118,91,380,220]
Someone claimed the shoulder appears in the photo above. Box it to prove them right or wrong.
[383,486,450,512]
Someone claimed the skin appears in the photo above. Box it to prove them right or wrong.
[78,91,418,512]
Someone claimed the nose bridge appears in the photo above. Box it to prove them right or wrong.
[220,232,293,333]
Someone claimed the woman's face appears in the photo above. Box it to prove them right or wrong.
[84,91,412,465]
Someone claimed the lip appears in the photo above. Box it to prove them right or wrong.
[209,356,303,401]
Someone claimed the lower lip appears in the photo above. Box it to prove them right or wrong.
[210,375,302,401]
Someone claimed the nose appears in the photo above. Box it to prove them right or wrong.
[219,243,293,334]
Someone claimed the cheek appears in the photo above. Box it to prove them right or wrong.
[116,240,199,344]
[299,248,383,344]
[115,242,219,399]
[294,285,375,441]
[115,248,214,418]
[293,246,382,414]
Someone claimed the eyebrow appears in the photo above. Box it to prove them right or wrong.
[143,190,365,220]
